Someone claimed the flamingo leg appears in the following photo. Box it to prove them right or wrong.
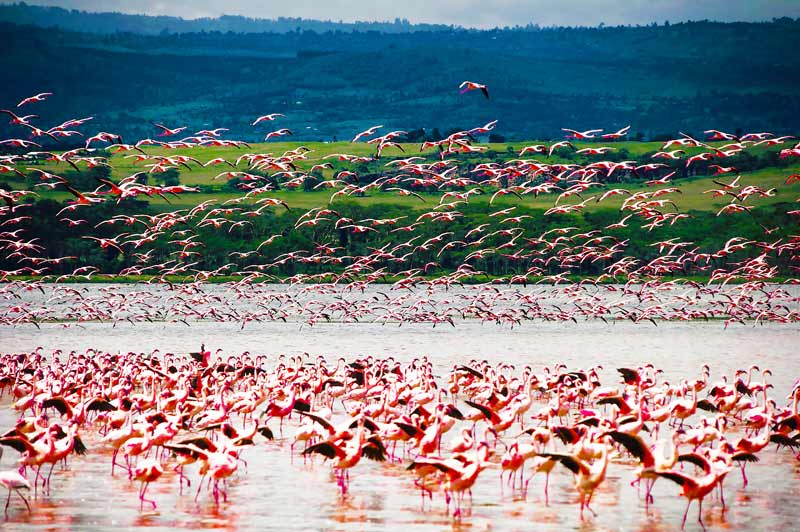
[585,490,597,517]
[176,466,184,494]
[45,463,56,494]
[645,478,655,506]
[33,465,43,498]
[16,489,32,514]
[681,499,691,529]
[139,481,156,510]
[195,475,207,501]
[698,498,706,531]
[175,464,190,494]
[544,472,550,505]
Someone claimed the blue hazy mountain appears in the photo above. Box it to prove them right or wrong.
[1,3,799,142]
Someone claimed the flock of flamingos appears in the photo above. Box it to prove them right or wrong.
[0,86,798,529]
[0,90,798,328]
[0,350,799,530]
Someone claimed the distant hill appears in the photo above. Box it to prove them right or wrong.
[1,5,799,143]
[0,2,454,34]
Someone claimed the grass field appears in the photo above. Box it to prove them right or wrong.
[4,140,799,213]
[5,140,748,183]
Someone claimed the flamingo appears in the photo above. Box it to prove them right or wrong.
[425,443,492,517]
[459,81,489,99]
[152,123,187,137]
[656,464,731,530]
[601,125,631,140]
[302,420,387,493]
[605,429,683,504]
[562,128,603,140]
[131,458,163,510]
[265,128,292,140]
[539,443,609,520]
[0,470,31,516]
[352,125,383,142]
[0,109,38,125]
[17,93,52,107]
[704,129,739,141]
[251,113,285,125]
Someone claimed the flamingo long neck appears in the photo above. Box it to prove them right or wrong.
[756,412,772,444]
[592,446,609,481]
[123,408,134,432]
[76,388,86,423]
[217,387,228,412]
[65,424,77,451]
[46,430,56,454]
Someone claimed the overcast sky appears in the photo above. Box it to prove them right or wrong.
[9,1,800,28]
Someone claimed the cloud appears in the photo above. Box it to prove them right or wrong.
[8,0,800,28]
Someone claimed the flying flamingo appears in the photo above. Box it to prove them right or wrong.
[704,129,739,141]
[352,125,383,142]
[152,123,187,137]
[562,128,603,140]
[252,113,285,125]
[601,125,631,140]
[265,128,293,140]
[459,81,489,99]
[17,93,52,107]
[0,109,38,125]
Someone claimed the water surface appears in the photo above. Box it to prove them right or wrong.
[1,291,799,531]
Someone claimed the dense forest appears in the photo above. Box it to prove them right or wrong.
[1,6,800,143]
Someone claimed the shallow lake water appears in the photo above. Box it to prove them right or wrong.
[1,290,799,531]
